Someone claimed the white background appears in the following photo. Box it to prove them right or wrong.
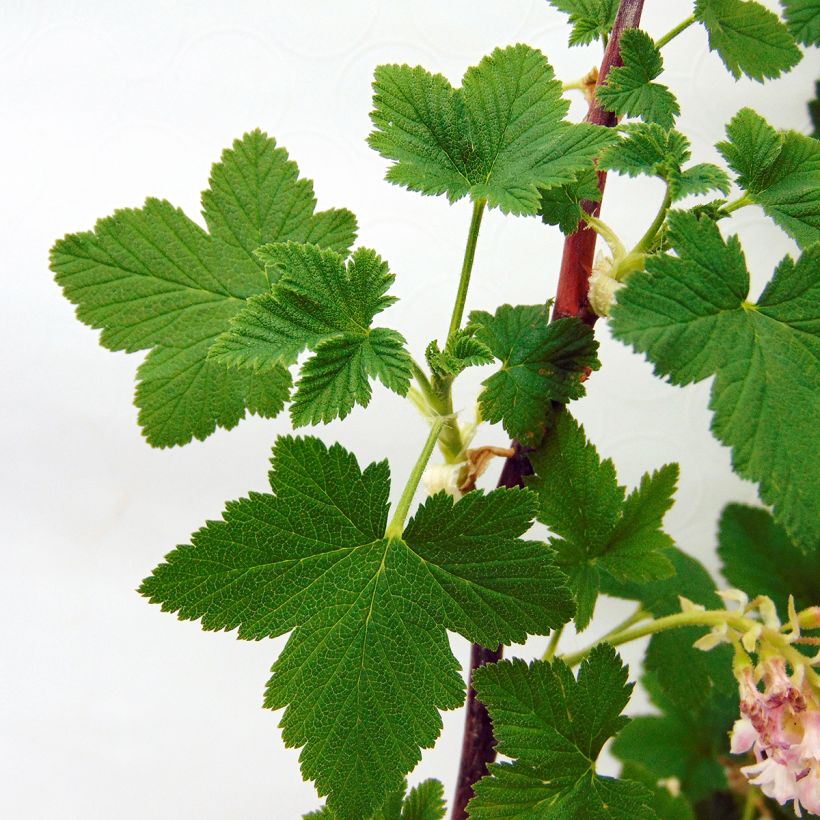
[1,1,817,817]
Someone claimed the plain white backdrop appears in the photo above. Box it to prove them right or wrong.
[1,1,817,817]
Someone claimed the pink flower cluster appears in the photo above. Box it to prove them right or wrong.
[731,658,820,816]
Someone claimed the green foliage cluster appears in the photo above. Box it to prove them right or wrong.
[51,2,818,818]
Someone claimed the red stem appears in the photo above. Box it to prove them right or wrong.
[553,0,646,324]
[450,2,645,817]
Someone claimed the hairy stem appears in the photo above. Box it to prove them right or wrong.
[655,14,696,49]
[449,198,487,338]
[386,418,445,538]
[633,184,672,254]
[451,4,645,816]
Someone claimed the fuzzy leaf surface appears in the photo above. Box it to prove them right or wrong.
[597,29,680,129]
[140,436,573,820]
[469,645,655,818]
[780,0,820,46]
[470,306,600,445]
[717,108,820,247]
[539,168,602,234]
[368,44,615,215]
[611,211,820,550]
[529,412,677,630]
[51,131,356,446]
[694,0,802,81]
[547,0,619,45]
[600,123,729,202]
[210,243,411,425]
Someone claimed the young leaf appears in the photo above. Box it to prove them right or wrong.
[529,412,677,630]
[781,0,820,46]
[305,778,445,820]
[597,29,680,129]
[209,243,412,426]
[539,168,602,235]
[694,0,802,81]
[50,131,356,446]
[717,108,820,248]
[547,0,619,46]
[470,645,655,819]
[140,436,573,820]
[612,672,737,804]
[610,211,820,551]
[469,305,600,445]
[600,123,730,202]
[425,328,494,379]
[368,44,616,215]
[600,546,735,708]
[718,504,820,616]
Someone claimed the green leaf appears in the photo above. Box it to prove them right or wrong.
[694,0,802,81]
[141,436,573,820]
[401,780,446,820]
[539,168,602,235]
[529,412,677,631]
[210,243,412,426]
[670,164,731,201]
[51,130,356,446]
[610,211,820,550]
[425,328,494,380]
[600,123,730,202]
[470,305,600,445]
[718,504,820,616]
[600,546,736,708]
[780,0,820,46]
[547,0,620,46]
[470,645,656,819]
[717,108,820,248]
[612,672,737,804]
[620,763,696,820]
[811,80,820,139]
[368,44,616,215]
[596,29,680,129]
[305,778,445,820]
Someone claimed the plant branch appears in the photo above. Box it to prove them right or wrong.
[448,198,487,338]
[386,418,445,538]
[552,0,646,324]
[655,14,696,49]
[451,5,645,816]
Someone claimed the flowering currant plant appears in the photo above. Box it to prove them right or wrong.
[51,0,819,818]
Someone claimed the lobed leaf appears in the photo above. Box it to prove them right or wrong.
[597,29,680,129]
[51,131,356,446]
[610,211,820,550]
[141,436,573,819]
[470,646,656,818]
[368,44,616,215]
[210,243,412,426]
[717,108,820,248]
[529,412,677,630]
[470,305,600,445]
[694,0,802,81]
